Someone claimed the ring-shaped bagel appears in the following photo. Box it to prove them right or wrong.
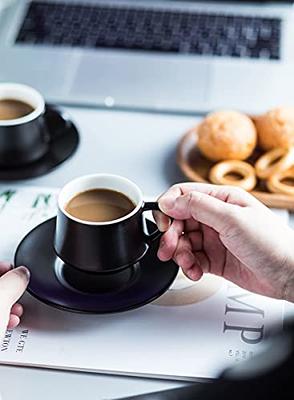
[267,167,294,196]
[209,160,256,191]
[255,147,294,179]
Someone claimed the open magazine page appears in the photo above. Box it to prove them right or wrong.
[0,185,287,380]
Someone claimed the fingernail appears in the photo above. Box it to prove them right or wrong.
[159,239,165,249]
[158,218,171,232]
[187,269,198,281]
[14,266,30,281]
[160,197,175,212]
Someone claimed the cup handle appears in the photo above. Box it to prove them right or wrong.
[142,201,163,244]
[44,104,72,141]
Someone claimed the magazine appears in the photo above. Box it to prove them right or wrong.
[0,185,288,380]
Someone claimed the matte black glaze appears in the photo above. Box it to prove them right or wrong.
[14,218,178,314]
[54,202,161,273]
[61,262,138,294]
[0,105,79,180]
[0,107,49,166]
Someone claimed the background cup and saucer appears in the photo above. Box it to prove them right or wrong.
[0,82,79,180]
[15,174,179,313]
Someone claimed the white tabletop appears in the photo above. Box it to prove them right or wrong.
[0,106,292,400]
[20,107,197,196]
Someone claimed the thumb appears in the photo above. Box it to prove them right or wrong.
[0,266,30,306]
[0,267,30,339]
[159,191,238,233]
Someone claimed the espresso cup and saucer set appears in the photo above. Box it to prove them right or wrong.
[0,83,79,180]
[15,174,179,313]
[2,83,178,312]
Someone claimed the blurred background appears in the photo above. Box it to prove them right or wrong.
[1,2,294,399]
[1,0,293,114]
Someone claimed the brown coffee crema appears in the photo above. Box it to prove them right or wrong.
[0,99,34,120]
[65,189,136,222]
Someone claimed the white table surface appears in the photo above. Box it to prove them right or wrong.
[19,106,197,195]
[0,106,292,400]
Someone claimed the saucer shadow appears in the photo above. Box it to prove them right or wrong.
[21,290,191,334]
[21,293,142,333]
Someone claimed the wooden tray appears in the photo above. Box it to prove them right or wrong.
[177,128,294,211]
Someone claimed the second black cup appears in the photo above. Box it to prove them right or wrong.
[54,174,161,273]
[0,83,50,166]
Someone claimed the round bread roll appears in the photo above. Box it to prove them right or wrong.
[256,107,294,151]
[197,110,257,161]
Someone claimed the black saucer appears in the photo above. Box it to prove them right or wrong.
[0,105,79,181]
[14,218,179,314]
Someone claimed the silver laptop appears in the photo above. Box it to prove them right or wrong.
[0,0,293,114]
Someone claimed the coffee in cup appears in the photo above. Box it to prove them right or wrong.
[65,188,136,222]
[55,174,162,274]
[0,83,50,166]
[0,99,34,120]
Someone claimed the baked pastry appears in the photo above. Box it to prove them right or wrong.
[255,107,294,150]
[209,160,257,191]
[255,147,294,179]
[267,166,294,196]
[197,110,257,161]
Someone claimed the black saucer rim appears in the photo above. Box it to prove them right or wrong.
[25,271,177,315]
[0,106,79,181]
[15,217,179,314]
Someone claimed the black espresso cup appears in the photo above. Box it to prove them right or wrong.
[0,83,50,166]
[54,174,162,273]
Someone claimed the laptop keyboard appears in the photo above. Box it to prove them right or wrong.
[16,1,281,60]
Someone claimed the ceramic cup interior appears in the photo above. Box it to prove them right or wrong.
[0,83,45,126]
[58,173,143,225]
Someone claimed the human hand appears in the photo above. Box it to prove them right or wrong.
[155,183,294,302]
[0,263,30,340]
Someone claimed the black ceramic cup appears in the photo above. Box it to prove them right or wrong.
[0,83,50,166]
[54,174,162,273]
